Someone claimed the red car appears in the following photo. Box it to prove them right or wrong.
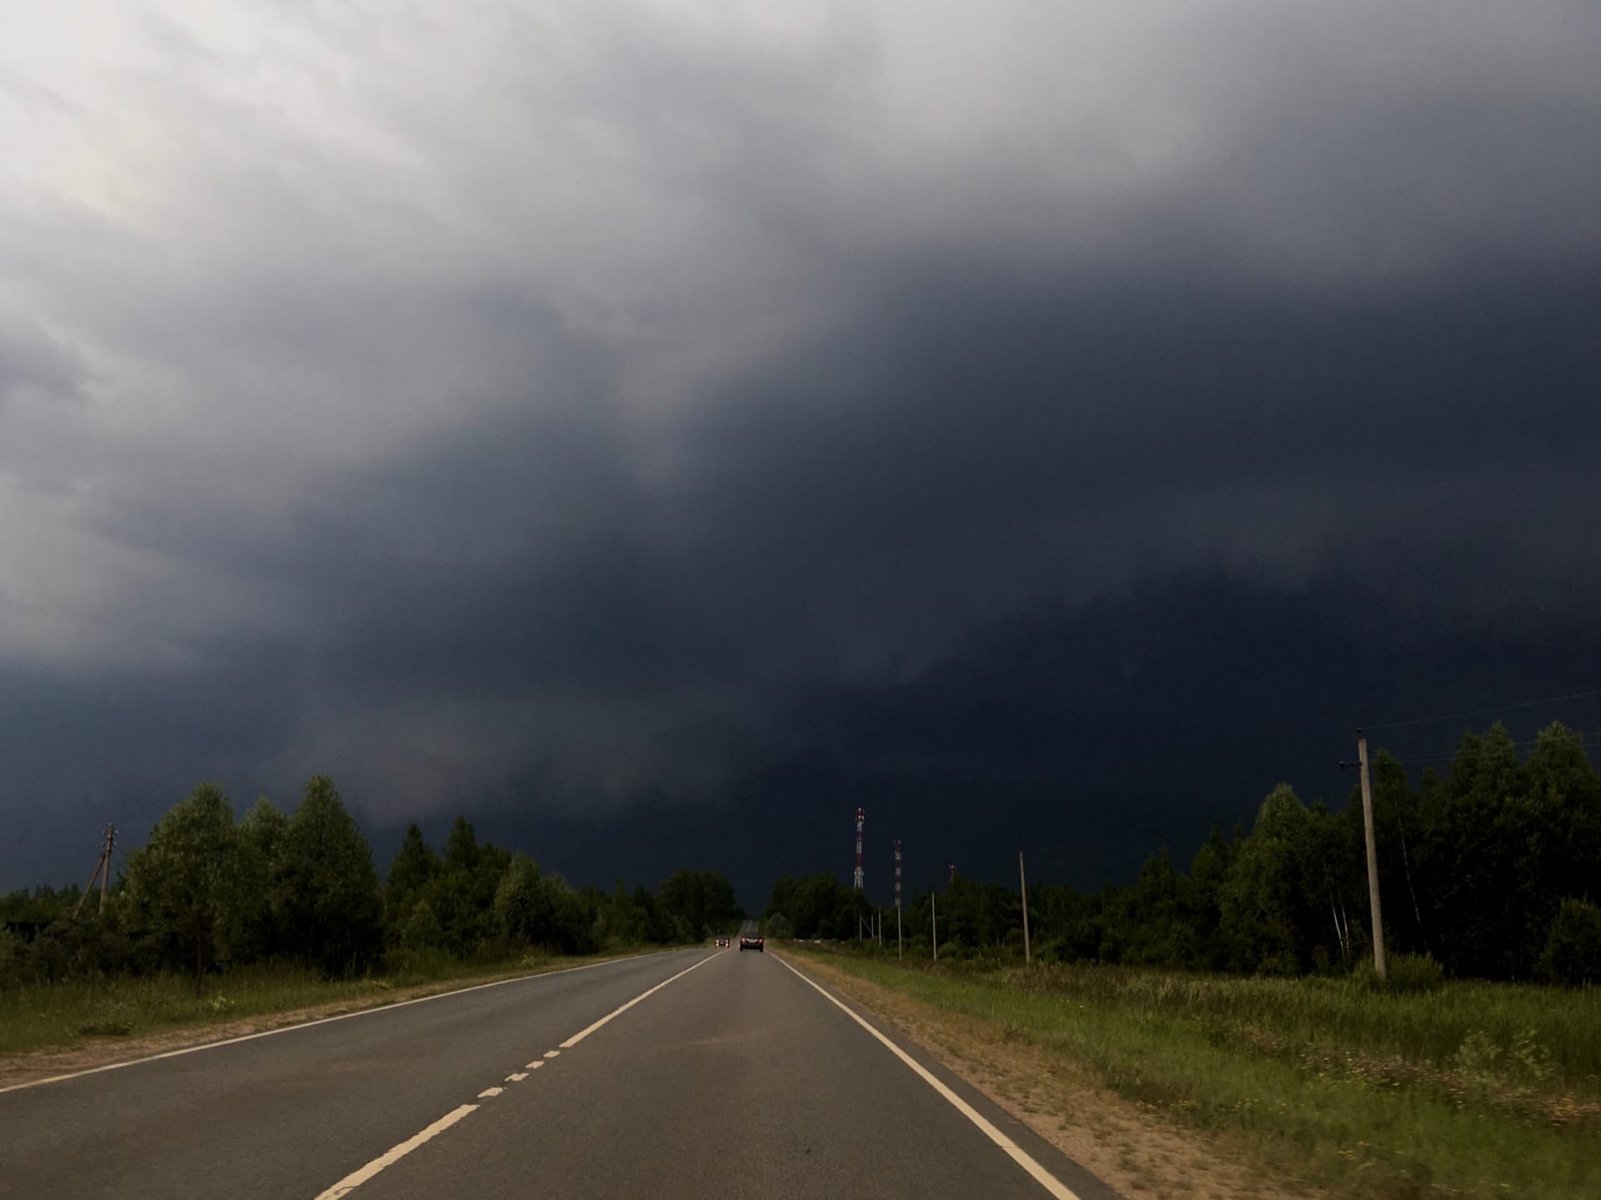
[739,934,764,952]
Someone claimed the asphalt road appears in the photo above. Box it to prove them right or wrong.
[0,947,1122,1199]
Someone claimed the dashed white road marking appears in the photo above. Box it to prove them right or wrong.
[306,950,716,1198]
[557,952,717,1049]
[773,954,1084,1200]
[505,1072,529,1082]
[312,1104,477,1200]
[0,952,657,1096]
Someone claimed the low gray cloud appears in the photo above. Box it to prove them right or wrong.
[2,2,1598,885]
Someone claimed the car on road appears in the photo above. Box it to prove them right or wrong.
[714,936,730,947]
[739,934,764,952]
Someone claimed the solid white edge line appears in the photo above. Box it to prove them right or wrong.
[773,954,1083,1200]
[312,1103,478,1200]
[0,951,669,1096]
[556,952,717,1049]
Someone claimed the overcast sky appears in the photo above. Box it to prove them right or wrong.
[3,2,1599,901]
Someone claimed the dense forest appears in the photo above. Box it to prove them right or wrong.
[0,776,742,990]
[764,722,1601,985]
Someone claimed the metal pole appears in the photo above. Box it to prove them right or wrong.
[1357,732,1388,982]
[854,807,865,891]
[897,904,902,958]
[1019,850,1031,965]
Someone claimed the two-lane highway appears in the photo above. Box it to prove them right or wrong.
[1,947,1121,1199]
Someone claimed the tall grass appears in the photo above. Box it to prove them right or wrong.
[0,946,610,1058]
[804,950,1601,1200]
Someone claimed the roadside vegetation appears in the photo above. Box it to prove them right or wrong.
[798,946,1600,1199]
[1,776,742,1058]
[767,722,1601,988]
[762,722,1601,1198]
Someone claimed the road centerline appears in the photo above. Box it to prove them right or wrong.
[312,1103,479,1200]
[556,952,717,1050]
[0,951,655,1097]
[304,950,717,1198]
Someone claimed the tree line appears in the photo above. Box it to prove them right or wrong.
[0,776,743,991]
[764,722,1601,985]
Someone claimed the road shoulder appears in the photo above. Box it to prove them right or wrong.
[785,950,1314,1200]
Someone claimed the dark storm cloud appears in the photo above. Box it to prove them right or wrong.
[2,2,1599,889]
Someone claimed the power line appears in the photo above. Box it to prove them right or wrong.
[1375,727,1601,768]
[1362,686,1601,733]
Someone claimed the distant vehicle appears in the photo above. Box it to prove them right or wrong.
[714,936,730,947]
[739,934,764,952]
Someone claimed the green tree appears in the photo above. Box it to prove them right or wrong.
[233,796,289,962]
[1180,828,1236,969]
[385,823,438,941]
[275,776,383,976]
[494,855,595,954]
[121,782,242,992]
[1219,784,1321,974]
[426,816,510,956]
[660,869,742,941]
[1415,724,1529,977]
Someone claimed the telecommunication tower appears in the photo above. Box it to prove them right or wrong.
[894,838,904,956]
[853,807,865,891]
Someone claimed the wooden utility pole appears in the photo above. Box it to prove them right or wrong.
[74,825,116,918]
[1019,851,1031,965]
[1357,732,1388,982]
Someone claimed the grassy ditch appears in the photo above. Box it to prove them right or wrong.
[794,948,1601,1200]
[0,947,653,1060]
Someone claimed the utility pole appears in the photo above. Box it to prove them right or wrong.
[74,825,116,918]
[1357,731,1388,982]
[931,892,938,961]
[1019,851,1031,965]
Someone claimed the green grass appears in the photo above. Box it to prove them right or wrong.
[0,947,647,1059]
[799,949,1601,1200]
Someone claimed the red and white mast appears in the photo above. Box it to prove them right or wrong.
[853,807,865,891]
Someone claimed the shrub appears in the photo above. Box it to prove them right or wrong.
[1352,952,1444,994]
[0,926,20,987]
[1386,952,1445,994]
[1540,898,1601,986]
